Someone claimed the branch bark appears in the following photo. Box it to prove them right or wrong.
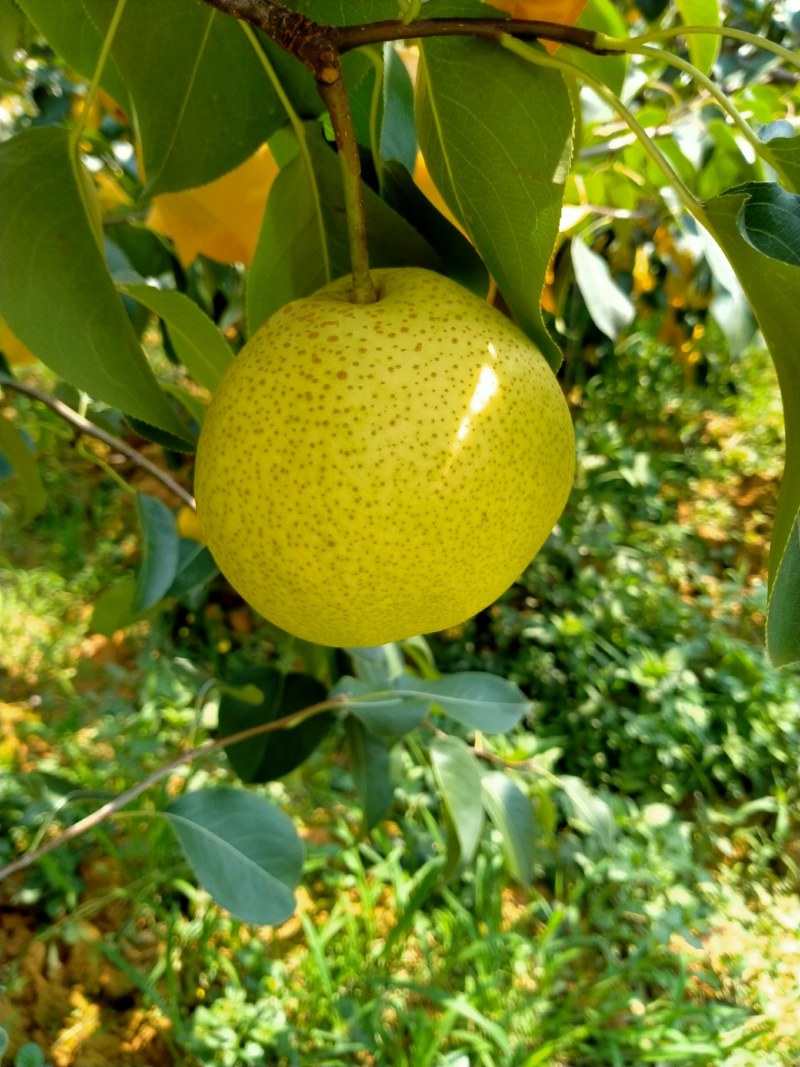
[0,376,196,510]
[201,0,622,83]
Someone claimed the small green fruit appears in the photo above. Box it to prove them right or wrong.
[195,268,574,647]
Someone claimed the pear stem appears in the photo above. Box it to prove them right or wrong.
[318,75,378,305]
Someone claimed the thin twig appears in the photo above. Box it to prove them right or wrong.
[0,698,342,884]
[0,376,196,511]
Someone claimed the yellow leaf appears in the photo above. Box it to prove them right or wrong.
[490,0,588,51]
[147,144,278,267]
[0,319,37,365]
[94,169,132,213]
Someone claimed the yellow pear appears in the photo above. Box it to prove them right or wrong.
[194,268,574,647]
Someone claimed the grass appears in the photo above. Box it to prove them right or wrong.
[2,319,800,1066]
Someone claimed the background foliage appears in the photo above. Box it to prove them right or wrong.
[1,0,800,1064]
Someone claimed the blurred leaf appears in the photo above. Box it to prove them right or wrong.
[572,0,628,95]
[399,672,531,733]
[333,677,431,736]
[560,776,616,850]
[0,412,45,522]
[347,644,405,686]
[760,131,800,193]
[218,667,331,783]
[674,0,720,75]
[0,127,189,437]
[165,539,219,598]
[165,786,304,925]
[0,0,24,84]
[247,122,439,332]
[571,237,635,340]
[81,0,282,195]
[118,283,234,392]
[704,190,800,665]
[417,36,572,368]
[481,771,536,886]
[133,493,180,611]
[725,181,800,267]
[16,0,131,109]
[89,575,154,636]
[430,735,484,867]
[345,717,395,829]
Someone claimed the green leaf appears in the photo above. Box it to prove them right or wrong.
[16,0,131,110]
[80,0,283,195]
[572,0,628,96]
[0,127,189,438]
[379,160,489,297]
[704,190,800,665]
[430,735,484,867]
[0,413,45,522]
[416,36,572,368]
[560,776,616,851]
[481,771,536,886]
[345,717,395,829]
[0,0,25,85]
[118,283,233,392]
[724,182,800,268]
[399,672,531,733]
[760,130,800,193]
[165,786,304,925]
[218,667,331,783]
[381,42,418,174]
[674,0,720,75]
[165,539,219,599]
[247,123,440,331]
[282,0,487,22]
[334,677,431,736]
[571,237,635,340]
[348,643,405,686]
[133,493,180,611]
[89,575,154,636]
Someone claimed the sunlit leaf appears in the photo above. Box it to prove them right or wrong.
[704,189,800,665]
[674,0,720,75]
[165,787,304,925]
[118,283,234,393]
[481,772,537,886]
[571,237,635,340]
[430,735,484,866]
[417,36,572,368]
[560,775,616,850]
[399,672,531,733]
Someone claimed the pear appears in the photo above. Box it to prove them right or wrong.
[195,267,575,647]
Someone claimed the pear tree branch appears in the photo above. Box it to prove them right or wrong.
[0,375,196,510]
[0,697,342,884]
